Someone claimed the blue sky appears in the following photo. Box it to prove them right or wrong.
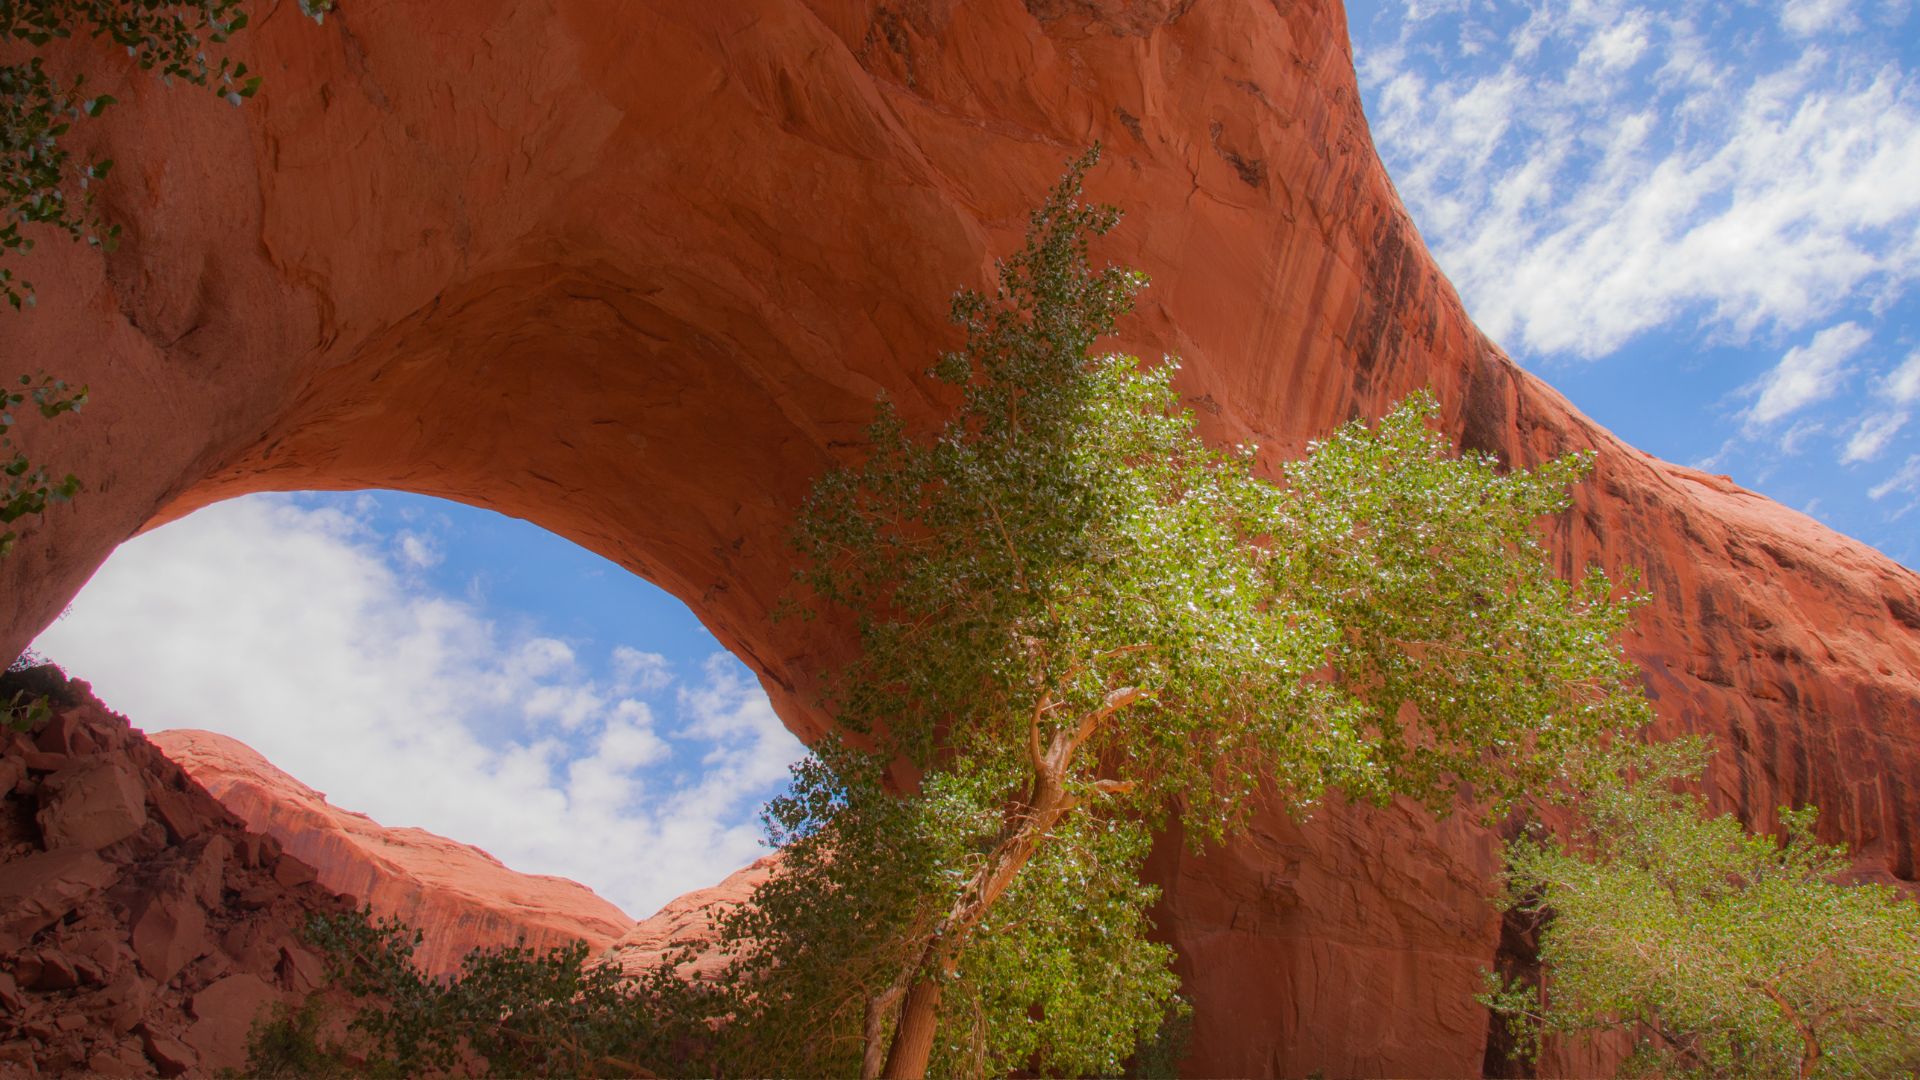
[1347,0,1920,566]
[33,0,1920,919]
[36,493,803,919]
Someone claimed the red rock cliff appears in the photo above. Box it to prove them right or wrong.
[1,2,1916,1074]
[0,669,358,1077]
[148,730,634,980]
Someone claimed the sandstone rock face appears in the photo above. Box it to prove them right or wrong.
[1,1,1916,1073]
[0,668,358,1077]
[150,729,634,978]
[598,855,777,983]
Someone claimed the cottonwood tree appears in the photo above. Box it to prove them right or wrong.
[1486,739,1920,1079]
[709,149,1652,1079]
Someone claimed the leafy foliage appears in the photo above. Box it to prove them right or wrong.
[293,907,708,1078]
[1485,739,1920,1078]
[0,0,326,558]
[728,147,1652,1077]
[235,995,356,1079]
[2,371,85,557]
[2,653,70,731]
[0,0,311,304]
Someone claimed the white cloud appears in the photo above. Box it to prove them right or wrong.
[1882,350,1920,403]
[1782,0,1857,35]
[395,530,441,570]
[1841,410,1910,462]
[32,495,804,918]
[1869,453,1920,498]
[1745,322,1870,427]
[1359,7,1920,360]
[611,646,672,693]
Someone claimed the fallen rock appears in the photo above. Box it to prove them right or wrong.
[184,973,284,1074]
[128,892,207,986]
[138,1025,196,1078]
[35,759,146,851]
[17,949,80,992]
[0,848,117,951]
[33,712,93,757]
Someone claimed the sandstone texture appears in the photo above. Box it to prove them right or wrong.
[150,728,634,979]
[0,1,1916,1074]
[0,668,354,1077]
[598,855,777,984]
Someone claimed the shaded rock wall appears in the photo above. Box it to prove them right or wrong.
[149,729,634,979]
[0,670,353,1077]
[0,1,1915,1073]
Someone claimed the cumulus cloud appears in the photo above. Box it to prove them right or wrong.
[32,495,804,918]
[1745,322,1871,428]
[1358,2,1920,360]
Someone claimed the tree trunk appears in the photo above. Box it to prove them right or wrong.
[874,685,1140,1078]
[880,978,945,1079]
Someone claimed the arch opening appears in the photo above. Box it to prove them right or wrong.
[29,488,806,922]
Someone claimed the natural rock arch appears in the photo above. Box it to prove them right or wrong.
[3,1,1917,1074]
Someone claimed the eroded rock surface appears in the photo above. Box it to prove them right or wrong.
[0,669,352,1077]
[598,855,777,984]
[151,729,635,978]
[0,1,1915,1073]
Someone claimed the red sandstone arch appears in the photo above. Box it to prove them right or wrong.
[3,1,1917,1074]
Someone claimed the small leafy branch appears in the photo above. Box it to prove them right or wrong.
[0,0,325,306]
[1,371,85,557]
[0,1,330,559]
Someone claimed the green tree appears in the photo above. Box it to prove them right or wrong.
[716,148,1650,1079]
[281,907,709,1078]
[1485,739,1920,1079]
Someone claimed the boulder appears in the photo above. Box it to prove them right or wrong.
[128,892,207,986]
[0,849,117,951]
[35,759,147,852]
[184,973,284,1074]
[138,1025,196,1078]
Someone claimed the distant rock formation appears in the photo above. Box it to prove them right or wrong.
[0,669,351,1076]
[150,729,633,979]
[597,855,776,983]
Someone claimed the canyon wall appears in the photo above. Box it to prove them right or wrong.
[1,1,1915,1073]
[150,730,633,979]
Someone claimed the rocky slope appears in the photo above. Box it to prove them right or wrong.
[1,1,1915,1073]
[149,729,633,980]
[0,668,353,1077]
[598,856,776,983]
